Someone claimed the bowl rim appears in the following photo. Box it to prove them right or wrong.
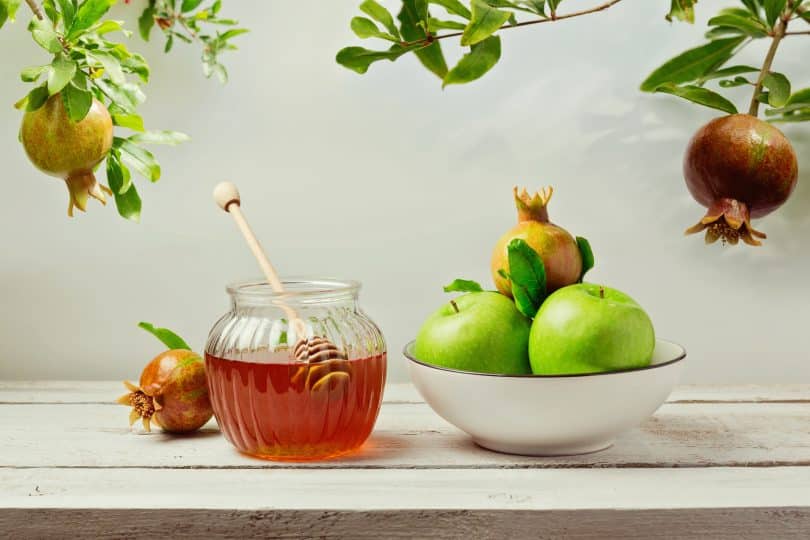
[403,338,686,379]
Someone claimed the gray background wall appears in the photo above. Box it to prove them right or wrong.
[1,1,808,383]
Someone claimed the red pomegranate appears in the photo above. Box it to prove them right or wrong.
[683,114,798,246]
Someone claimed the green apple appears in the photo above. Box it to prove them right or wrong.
[414,292,532,374]
[529,283,655,375]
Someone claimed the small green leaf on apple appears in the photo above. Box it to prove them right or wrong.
[576,236,595,282]
[443,278,484,293]
[506,238,547,319]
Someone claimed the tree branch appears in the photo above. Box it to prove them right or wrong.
[401,0,624,47]
[24,0,44,20]
[748,7,791,116]
[784,30,810,35]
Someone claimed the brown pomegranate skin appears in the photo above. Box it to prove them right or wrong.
[684,114,798,219]
[20,94,113,179]
[491,187,582,296]
[140,350,213,434]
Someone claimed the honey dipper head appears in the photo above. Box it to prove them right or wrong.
[213,182,241,211]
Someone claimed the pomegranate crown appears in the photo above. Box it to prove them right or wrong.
[514,186,552,222]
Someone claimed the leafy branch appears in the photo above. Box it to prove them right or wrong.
[641,0,810,123]
[137,0,247,83]
[336,0,627,87]
[1,0,245,221]
[5,0,190,221]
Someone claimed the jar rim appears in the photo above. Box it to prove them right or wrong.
[226,276,361,303]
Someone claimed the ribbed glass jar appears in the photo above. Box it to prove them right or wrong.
[205,278,386,461]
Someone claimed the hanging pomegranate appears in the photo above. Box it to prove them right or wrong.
[683,114,798,246]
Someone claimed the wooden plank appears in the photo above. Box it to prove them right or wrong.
[3,508,809,540]
[0,381,422,405]
[2,468,810,538]
[3,467,810,510]
[2,381,808,405]
[2,401,810,469]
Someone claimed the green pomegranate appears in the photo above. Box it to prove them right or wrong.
[20,94,114,216]
[491,187,583,297]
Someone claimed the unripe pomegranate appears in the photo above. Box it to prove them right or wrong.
[491,187,582,297]
[684,114,798,246]
[118,350,213,433]
[20,94,114,216]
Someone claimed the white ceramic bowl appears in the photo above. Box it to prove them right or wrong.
[405,339,686,456]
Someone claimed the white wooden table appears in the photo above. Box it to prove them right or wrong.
[2,382,810,539]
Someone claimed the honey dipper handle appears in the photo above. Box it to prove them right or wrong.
[213,182,306,336]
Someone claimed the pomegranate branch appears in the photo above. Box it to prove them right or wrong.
[748,2,793,116]
[401,0,625,47]
[24,0,44,20]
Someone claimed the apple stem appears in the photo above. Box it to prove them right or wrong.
[450,300,460,313]
[599,286,605,299]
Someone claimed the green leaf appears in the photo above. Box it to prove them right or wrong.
[786,88,810,105]
[25,85,50,111]
[94,19,127,35]
[398,0,449,80]
[461,0,510,46]
[93,79,144,113]
[416,41,449,79]
[88,51,125,85]
[217,28,248,41]
[68,0,115,39]
[430,0,471,18]
[575,236,594,282]
[429,17,467,31]
[47,55,77,95]
[652,83,739,114]
[763,71,790,107]
[56,0,76,29]
[351,16,397,41]
[718,76,752,88]
[181,0,203,12]
[107,149,132,194]
[443,35,500,87]
[61,80,92,121]
[763,0,787,27]
[699,64,759,82]
[129,130,190,145]
[443,279,484,293]
[336,44,413,74]
[768,112,810,123]
[28,17,62,53]
[506,238,547,319]
[121,53,150,83]
[740,0,760,16]
[138,6,155,41]
[666,0,698,23]
[704,26,746,40]
[640,37,745,91]
[138,322,191,351]
[0,0,22,29]
[20,65,49,83]
[112,113,145,131]
[360,0,401,38]
[115,138,161,182]
[707,13,768,37]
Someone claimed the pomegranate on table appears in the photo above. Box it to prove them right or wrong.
[118,349,213,434]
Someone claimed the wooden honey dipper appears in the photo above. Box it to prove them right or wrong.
[213,182,347,364]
